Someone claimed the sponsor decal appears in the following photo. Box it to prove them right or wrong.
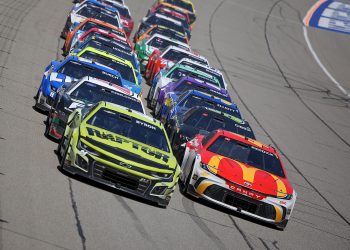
[228,183,265,200]
[304,0,350,35]
[87,127,169,163]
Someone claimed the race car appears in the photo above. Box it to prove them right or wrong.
[146,5,191,40]
[34,56,130,112]
[166,106,255,162]
[69,36,141,83]
[179,130,296,229]
[156,0,196,24]
[147,59,226,108]
[61,3,122,39]
[70,46,141,91]
[74,0,124,5]
[154,76,231,116]
[157,89,242,124]
[46,76,144,140]
[58,101,181,207]
[147,2,191,26]
[98,0,134,37]
[134,33,190,73]
[63,18,127,55]
[69,27,133,54]
[134,13,189,41]
[133,25,188,45]
[145,45,209,82]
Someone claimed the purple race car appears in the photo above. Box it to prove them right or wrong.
[154,76,231,116]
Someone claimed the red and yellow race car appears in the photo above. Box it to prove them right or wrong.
[180,129,296,230]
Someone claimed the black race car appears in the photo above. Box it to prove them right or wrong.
[166,106,255,163]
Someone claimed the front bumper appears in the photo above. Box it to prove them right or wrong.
[187,171,292,226]
[35,92,53,112]
[63,149,178,206]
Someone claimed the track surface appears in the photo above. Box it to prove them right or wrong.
[1,0,350,249]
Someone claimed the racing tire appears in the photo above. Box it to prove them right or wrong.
[154,102,161,118]
[181,161,195,194]
[59,136,71,170]
[44,110,53,137]
[276,220,288,231]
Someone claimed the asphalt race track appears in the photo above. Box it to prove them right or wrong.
[1,0,350,249]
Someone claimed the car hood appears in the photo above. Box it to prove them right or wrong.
[80,124,177,170]
[201,152,293,197]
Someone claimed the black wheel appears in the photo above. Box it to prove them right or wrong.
[181,161,194,194]
[44,110,52,137]
[58,136,71,169]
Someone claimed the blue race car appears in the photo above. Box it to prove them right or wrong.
[158,89,241,123]
[34,56,140,112]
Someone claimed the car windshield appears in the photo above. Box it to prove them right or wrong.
[167,67,220,87]
[69,81,143,112]
[147,36,186,51]
[87,108,169,152]
[184,110,255,139]
[81,22,125,38]
[163,50,207,65]
[173,80,230,101]
[113,5,130,18]
[77,6,120,27]
[83,32,129,49]
[149,28,187,44]
[146,15,184,34]
[80,51,136,83]
[166,0,194,12]
[180,61,225,88]
[94,0,130,17]
[179,94,239,117]
[58,60,122,85]
[155,8,188,22]
[82,40,136,67]
[207,136,285,177]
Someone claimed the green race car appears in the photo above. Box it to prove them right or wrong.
[134,33,190,73]
[58,101,180,207]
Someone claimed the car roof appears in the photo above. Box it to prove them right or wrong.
[216,130,278,155]
[146,33,190,49]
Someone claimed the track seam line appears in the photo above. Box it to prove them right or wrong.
[68,179,87,250]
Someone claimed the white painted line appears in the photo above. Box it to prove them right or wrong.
[303,26,350,99]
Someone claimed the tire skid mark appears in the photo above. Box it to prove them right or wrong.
[181,197,227,250]
[228,216,255,250]
[115,196,158,249]
[292,218,350,241]
[272,241,280,250]
[209,0,350,228]
[0,2,40,249]
[264,0,350,225]
[68,179,87,250]
[259,237,271,250]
